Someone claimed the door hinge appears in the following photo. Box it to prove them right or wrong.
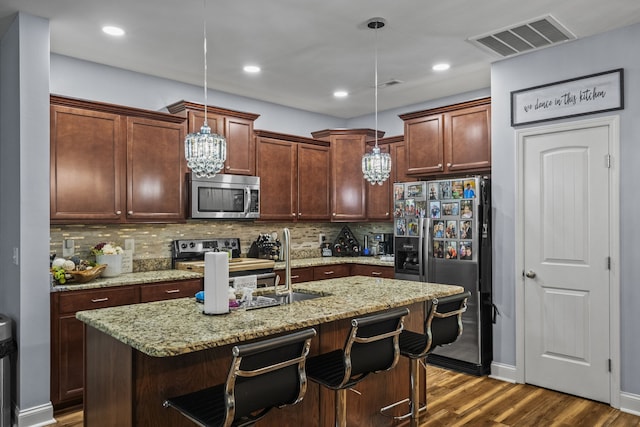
[608,359,612,372]
[607,257,611,270]
[605,154,611,168]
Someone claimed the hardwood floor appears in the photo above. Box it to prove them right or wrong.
[49,366,640,426]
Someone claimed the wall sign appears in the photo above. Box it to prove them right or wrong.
[511,68,624,126]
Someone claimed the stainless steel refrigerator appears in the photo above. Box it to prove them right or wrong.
[393,176,492,375]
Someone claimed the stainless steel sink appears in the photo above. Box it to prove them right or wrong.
[261,292,324,304]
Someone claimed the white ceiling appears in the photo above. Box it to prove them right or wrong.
[2,0,640,118]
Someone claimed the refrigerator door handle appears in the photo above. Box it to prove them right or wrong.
[418,217,429,282]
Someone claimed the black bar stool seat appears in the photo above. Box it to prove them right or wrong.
[164,328,316,427]
[380,291,470,422]
[306,307,409,427]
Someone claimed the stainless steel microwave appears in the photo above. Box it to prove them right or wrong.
[189,174,260,219]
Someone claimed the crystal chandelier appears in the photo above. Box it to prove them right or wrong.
[185,0,227,178]
[362,18,392,186]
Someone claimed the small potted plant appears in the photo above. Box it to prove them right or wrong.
[91,242,124,277]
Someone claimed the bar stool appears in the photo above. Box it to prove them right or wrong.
[163,328,316,427]
[306,307,409,427]
[380,291,470,422]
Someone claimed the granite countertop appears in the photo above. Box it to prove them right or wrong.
[274,256,394,270]
[51,256,393,292]
[76,277,463,358]
[51,270,203,292]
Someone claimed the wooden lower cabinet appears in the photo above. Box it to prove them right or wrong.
[50,278,202,409]
[276,263,394,284]
[274,267,314,285]
[312,264,351,281]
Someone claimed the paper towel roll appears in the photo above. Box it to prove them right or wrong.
[203,252,229,315]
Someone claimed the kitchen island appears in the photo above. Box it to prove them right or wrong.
[77,276,463,426]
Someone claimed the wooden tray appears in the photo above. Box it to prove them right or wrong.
[67,264,107,283]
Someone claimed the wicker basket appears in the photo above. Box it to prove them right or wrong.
[67,264,107,283]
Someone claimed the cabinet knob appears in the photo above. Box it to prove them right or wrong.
[447,162,452,167]
[333,213,336,216]
[437,163,443,169]
[226,165,230,170]
[128,211,133,215]
[292,213,296,217]
[115,211,122,215]
[298,213,301,216]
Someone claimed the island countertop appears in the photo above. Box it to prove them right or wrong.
[76,276,463,358]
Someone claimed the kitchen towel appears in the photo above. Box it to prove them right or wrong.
[232,274,257,290]
[203,251,229,315]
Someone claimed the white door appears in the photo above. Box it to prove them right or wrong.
[522,122,611,403]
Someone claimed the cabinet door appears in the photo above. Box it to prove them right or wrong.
[298,143,331,221]
[313,264,350,280]
[275,267,314,284]
[392,142,412,183]
[140,279,203,302]
[225,117,255,175]
[50,105,125,222]
[257,137,298,221]
[331,135,367,221]
[126,117,186,222]
[366,144,392,221]
[444,103,491,173]
[54,315,85,405]
[404,114,444,176]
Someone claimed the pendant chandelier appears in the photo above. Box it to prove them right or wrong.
[185,0,227,178]
[362,18,392,186]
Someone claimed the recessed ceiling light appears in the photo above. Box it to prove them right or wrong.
[243,65,261,73]
[432,63,450,71]
[102,26,125,36]
[333,90,349,98]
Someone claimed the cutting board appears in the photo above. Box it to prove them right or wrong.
[175,258,275,274]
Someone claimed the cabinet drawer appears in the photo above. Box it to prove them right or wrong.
[313,264,350,280]
[274,267,314,284]
[140,279,203,303]
[351,264,394,279]
[58,287,139,314]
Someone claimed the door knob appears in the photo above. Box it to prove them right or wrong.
[525,270,536,278]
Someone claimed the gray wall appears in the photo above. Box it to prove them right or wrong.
[491,23,640,393]
[0,11,52,421]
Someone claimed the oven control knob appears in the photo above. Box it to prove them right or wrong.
[225,240,230,247]
[189,242,196,248]
[180,243,188,249]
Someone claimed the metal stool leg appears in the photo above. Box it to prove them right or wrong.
[380,357,427,421]
[335,388,347,427]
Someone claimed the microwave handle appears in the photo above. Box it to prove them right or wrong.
[244,186,251,216]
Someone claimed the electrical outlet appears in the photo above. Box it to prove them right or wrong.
[318,233,326,248]
[125,238,135,252]
[62,239,75,257]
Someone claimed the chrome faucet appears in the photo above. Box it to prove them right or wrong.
[276,228,293,298]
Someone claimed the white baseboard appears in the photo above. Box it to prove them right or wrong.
[620,391,640,416]
[489,362,517,383]
[13,402,55,427]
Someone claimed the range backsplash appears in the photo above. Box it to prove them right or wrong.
[50,221,393,272]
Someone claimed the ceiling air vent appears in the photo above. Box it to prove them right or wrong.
[468,15,575,57]
[377,79,404,89]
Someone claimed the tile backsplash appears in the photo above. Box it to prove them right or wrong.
[50,221,393,271]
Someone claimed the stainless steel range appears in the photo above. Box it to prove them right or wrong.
[171,238,276,287]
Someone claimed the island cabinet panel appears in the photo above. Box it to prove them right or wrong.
[83,301,426,427]
[400,97,491,177]
[312,129,383,222]
[167,101,260,176]
[139,278,203,303]
[50,96,188,224]
[350,264,395,279]
[51,286,139,409]
[126,116,186,222]
[256,130,330,222]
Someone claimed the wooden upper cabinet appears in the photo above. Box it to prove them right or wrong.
[50,105,125,222]
[365,137,400,221]
[313,129,382,222]
[126,117,186,222]
[255,130,330,222]
[400,97,491,177]
[167,101,259,176]
[390,139,412,183]
[50,95,187,224]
